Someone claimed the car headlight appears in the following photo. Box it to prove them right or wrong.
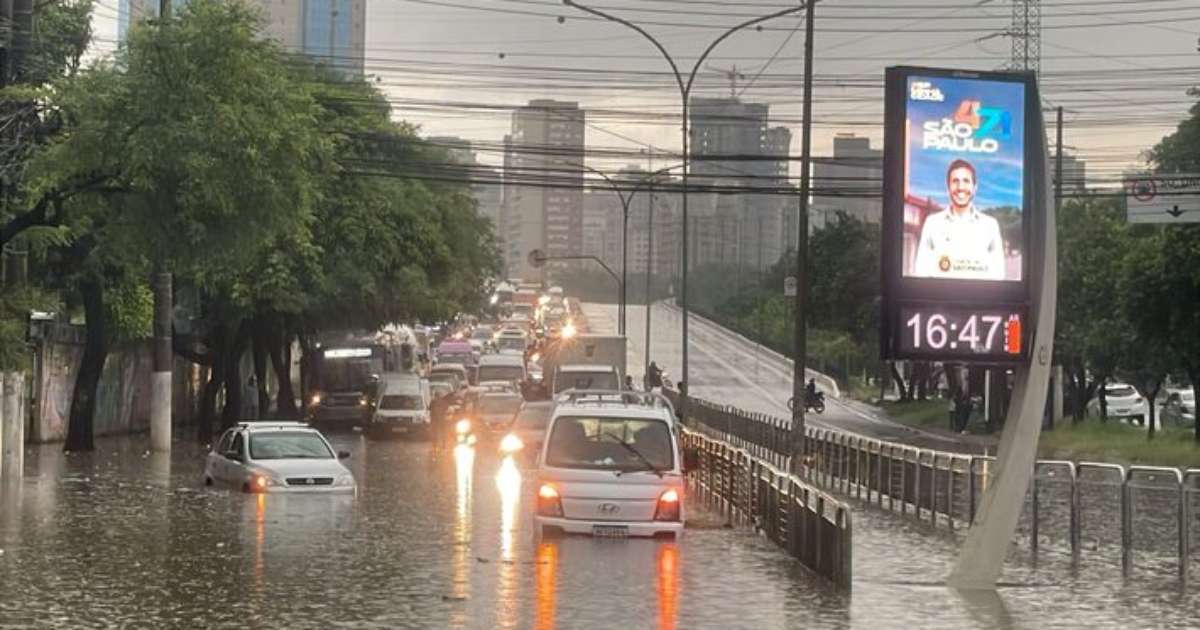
[311,393,322,406]
[499,434,523,453]
[455,419,471,435]
[335,474,356,487]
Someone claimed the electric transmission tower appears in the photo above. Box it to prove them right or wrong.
[1009,0,1041,74]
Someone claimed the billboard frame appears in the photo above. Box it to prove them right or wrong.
[881,65,1040,364]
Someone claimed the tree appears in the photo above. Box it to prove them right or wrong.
[1146,88,1200,441]
[1054,197,1129,423]
[26,0,330,447]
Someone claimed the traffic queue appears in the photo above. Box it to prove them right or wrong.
[203,281,698,539]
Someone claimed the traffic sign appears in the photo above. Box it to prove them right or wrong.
[528,249,546,268]
[1125,174,1200,224]
[784,276,798,297]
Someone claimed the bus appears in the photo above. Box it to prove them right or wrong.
[307,329,413,426]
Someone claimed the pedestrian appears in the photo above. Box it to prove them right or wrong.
[624,375,635,391]
[244,375,260,420]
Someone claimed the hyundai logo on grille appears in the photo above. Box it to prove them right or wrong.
[305,478,315,485]
[598,503,620,514]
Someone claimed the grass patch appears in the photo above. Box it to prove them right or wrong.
[879,399,950,429]
[1038,421,1200,468]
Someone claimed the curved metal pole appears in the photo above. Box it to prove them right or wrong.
[563,0,807,409]
[577,163,684,339]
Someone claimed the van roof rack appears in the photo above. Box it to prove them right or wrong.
[555,389,675,412]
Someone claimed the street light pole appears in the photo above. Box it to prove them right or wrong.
[577,163,678,339]
[563,0,806,415]
[790,0,817,474]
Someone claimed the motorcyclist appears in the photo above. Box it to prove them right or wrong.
[647,361,664,389]
[805,378,818,402]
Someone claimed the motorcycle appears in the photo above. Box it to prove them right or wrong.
[787,391,825,414]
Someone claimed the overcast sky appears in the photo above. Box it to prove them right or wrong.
[364,0,1199,181]
[89,0,1200,182]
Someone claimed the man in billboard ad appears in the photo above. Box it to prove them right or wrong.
[903,75,1025,282]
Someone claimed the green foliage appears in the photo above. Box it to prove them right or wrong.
[105,280,153,343]
[0,287,59,370]
[1039,421,1200,467]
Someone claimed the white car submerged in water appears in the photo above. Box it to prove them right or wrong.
[205,422,356,493]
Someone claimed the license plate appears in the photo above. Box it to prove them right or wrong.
[391,426,410,434]
[593,525,629,538]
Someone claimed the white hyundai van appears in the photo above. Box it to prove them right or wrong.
[368,374,431,437]
[533,391,695,539]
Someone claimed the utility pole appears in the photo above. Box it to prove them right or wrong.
[790,1,816,474]
[150,0,173,452]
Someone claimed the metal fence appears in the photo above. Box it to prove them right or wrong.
[681,427,853,589]
[672,392,1200,579]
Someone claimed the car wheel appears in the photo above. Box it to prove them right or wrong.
[241,482,252,493]
[205,476,214,487]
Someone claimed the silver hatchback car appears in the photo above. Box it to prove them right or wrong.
[205,422,356,493]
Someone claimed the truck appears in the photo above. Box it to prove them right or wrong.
[540,334,627,394]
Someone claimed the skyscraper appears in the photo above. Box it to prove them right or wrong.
[504,100,585,282]
[115,0,365,75]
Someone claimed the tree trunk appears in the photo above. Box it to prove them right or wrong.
[251,318,270,417]
[1146,382,1161,439]
[298,332,313,402]
[220,320,251,430]
[913,362,931,401]
[890,362,909,401]
[269,328,298,418]
[1190,368,1200,443]
[1098,377,1108,422]
[197,324,227,444]
[64,279,107,452]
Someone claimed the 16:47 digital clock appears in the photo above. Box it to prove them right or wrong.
[896,305,1025,360]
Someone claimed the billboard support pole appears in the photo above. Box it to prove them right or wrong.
[949,90,1057,590]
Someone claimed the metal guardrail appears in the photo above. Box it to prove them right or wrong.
[671,391,1200,580]
[682,427,852,589]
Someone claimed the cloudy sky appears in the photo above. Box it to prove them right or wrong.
[88,0,1200,184]
[363,0,1199,183]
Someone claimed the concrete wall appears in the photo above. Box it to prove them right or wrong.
[31,324,202,444]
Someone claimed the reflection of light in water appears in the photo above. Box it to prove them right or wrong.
[534,542,558,630]
[657,543,679,630]
[495,456,522,627]
[253,494,266,595]
[450,445,474,629]
[496,456,521,560]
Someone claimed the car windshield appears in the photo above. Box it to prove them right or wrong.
[249,432,334,460]
[478,366,524,382]
[471,329,492,340]
[438,353,472,365]
[556,371,619,392]
[496,337,526,351]
[545,416,673,471]
[479,395,522,415]
[515,406,553,429]
[381,395,422,410]
[1106,385,1137,398]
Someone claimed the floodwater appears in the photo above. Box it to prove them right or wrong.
[1,434,1198,629]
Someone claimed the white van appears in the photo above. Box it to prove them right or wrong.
[476,354,526,387]
[369,374,431,437]
[533,391,696,539]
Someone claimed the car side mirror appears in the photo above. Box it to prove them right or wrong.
[682,447,699,473]
[338,451,351,460]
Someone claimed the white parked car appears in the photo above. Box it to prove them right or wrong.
[1089,382,1149,424]
[1161,387,1196,427]
[205,422,356,493]
[533,391,695,539]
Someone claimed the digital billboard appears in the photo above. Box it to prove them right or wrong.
[902,75,1026,282]
[881,66,1040,364]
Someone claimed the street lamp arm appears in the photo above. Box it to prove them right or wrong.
[536,254,621,288]
[684,3,808,95]
[562,0,687,97]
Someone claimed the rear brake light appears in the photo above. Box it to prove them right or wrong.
[654,488,681,521]
[537,484,563,517]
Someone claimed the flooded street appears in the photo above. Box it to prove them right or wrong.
[1,432,1198,629]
